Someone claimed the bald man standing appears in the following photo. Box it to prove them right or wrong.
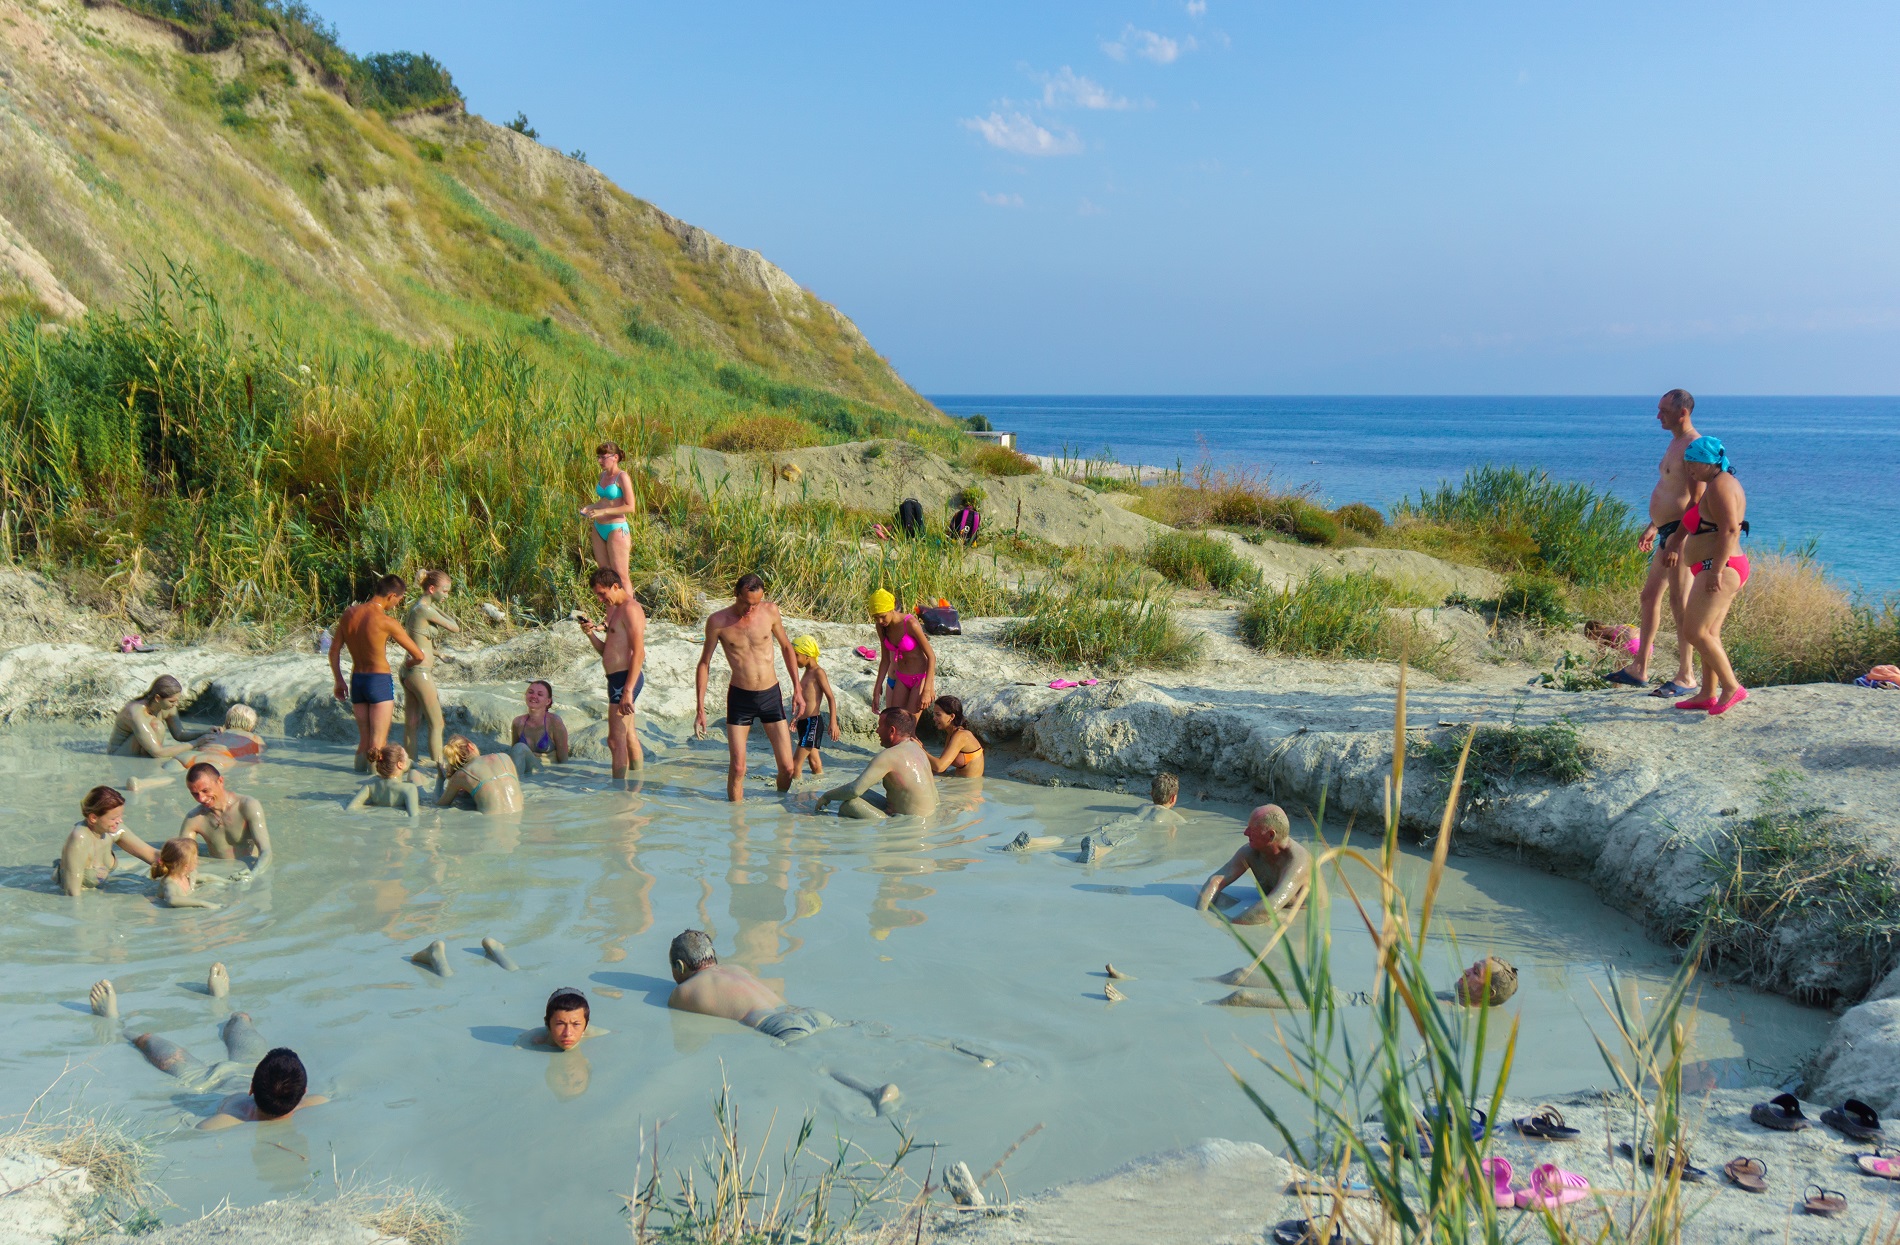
[1197,805,1312,925]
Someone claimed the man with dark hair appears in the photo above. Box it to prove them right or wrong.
[579,567,647,779]
[1608,390,1704,696]
[667,929,835,1041]
[180,762,272,875]
[128,1015,324,1130]
[814,708,938,820]
[527,988,595,1051]
[694,573,805,801]
[331,574,425,772]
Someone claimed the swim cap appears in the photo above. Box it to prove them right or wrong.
[793,635,821,661]
[1683,436,1731,473]
[868,589,896,616]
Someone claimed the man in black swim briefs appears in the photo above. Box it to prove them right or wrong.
[694,573,805,802]
[330,575,425,773]
[580,568,647,780]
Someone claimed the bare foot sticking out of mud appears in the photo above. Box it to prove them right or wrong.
[829,1071,901,1114]
[409,940,453,977]
[206,963,229,998]
[90,980,117,1018]
[481,937,518,971]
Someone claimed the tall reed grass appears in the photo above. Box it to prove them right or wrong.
[1390,465,1645,591]
[1239,572,1442,668]
[1001,560,1202,670]
[1144,531,1260,593]
[1227,669,1699,1245]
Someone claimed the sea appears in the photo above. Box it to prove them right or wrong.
[929,395,1900,597]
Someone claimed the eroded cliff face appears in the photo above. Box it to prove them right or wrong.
[0,0,930,414]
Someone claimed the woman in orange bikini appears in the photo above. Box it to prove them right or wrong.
[1661,436,1750,716]
[926,696,984,779]
[868,589,936,715]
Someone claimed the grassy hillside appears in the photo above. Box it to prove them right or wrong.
[0,0,932,416]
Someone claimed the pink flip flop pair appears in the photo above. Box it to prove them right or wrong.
[855,646,877,661]
[1481,1157,1589,1209]
[1674,686,1748,715]
[1048,678,1101,691]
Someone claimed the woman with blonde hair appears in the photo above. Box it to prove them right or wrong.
[436,736,523,814]
[347,745,422,817]
[402,570,460,767]
[580,441,636,608]
[153,837,218,910]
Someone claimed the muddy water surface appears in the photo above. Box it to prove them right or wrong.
[0,724,1829,1242]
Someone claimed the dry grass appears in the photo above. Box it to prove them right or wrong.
[1723,553,1857,685]
[1130,464,1347,547]
[338,1182,467,1245]
[703,413,819,453]
[971,445,1040,477]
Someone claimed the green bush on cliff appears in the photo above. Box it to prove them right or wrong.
[1238,572,1434,663]
[1002,564,1201,671]
[1389,464,1644,589]
[1143,532,1259,593]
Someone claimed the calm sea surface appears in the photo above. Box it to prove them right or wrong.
[930,395,1900,596]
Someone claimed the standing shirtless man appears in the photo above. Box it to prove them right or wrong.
[579,567,647,780]
[1609,390,1703,696]
[330,574,425,772]
[694,573,805,802]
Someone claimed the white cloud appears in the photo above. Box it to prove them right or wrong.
[1102,25,1195,64]
[1078,197,1105,216]
[1041,66,1130,110]
[980,191,1025,207]
[962,111,1083,156]
[1186,0,1207,14]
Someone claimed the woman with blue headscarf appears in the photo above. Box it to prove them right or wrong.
[1659,436,1750,715]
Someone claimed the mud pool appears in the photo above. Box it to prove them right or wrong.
[0,724,1830,1242]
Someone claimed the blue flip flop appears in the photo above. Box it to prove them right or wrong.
[1605,670,1647,688]
[1650,681,1695,697]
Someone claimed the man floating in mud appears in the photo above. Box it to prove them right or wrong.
[579,567,647,780]
[814,708,939,820]
[330,574,425,772]
[667,928,837,1042]
[1197,804,1311,925]
[129,1014,324,1130]
[694,573,804,802]
[1608,389,1704,696]
[180,762,272,875]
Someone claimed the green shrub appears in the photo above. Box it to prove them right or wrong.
[1391,464,1644,589]
[973,445,1038,476]
[1240,572,1416,660]
[1333,501,1385,535]
[1496,572,1570,627]
[962,413,992,431]
[1415,719,1594,813]
[1144,532,1258,593]
[703,414,816,453]
[623,309,674,351]
[1002,565,1201,670]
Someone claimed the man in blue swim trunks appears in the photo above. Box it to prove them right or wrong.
[666,929,835,1041]
[331,574,426,773]
[579,567,647,780]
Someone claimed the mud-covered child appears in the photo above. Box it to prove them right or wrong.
[791,636,841,776]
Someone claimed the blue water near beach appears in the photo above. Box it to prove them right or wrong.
[930,395,1900,596]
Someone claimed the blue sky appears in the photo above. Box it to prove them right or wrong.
[319,2,1900,394]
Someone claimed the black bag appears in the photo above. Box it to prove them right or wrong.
[897,497,925,537]
[919,606,962,636]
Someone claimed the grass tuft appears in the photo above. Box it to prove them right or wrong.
[1002,563,1201,671]
[971,445,1040,476]
[1414,719,1595,815]
[1332,501,1386,535]
[702,413,817,453]
[1238,572,1438,665]
[338,1183,466,1245]
[1143,532,1259,593]
[1390,464,1645,590]
[1495,571,1571,628]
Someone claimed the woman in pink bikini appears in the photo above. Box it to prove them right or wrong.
[868,589,936,715]
[1661,436,1750,716]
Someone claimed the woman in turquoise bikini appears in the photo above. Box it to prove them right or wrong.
[581,441,636,601]
[868,588,936,715]
[437,736,524,814]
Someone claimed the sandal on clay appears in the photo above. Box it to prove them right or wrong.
[1673,695,1719,710]
[1801,1185,1846,1217]
[1478,1156,1516,1208]
[1722,1156,1768,1192]
[1855,1147,1900,1180]
[1605,669,1647,687]
[1749,1092,1811,1131]
[1614,1141,1708,1183]
[1513,1105,1581,1141]
[1650,680,1695,697]
[854,645,877,661]
[1821,1098,1884,1143]
[1515,1163,1589,1210]
[1048,679,1079,690]
[1271,1218,1359,1245]
[1423,1103,1489,1142]
[1708,686,1749,716]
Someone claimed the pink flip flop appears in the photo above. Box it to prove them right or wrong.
[1709,686,1749,716]
[1080,678,1099,686]
[1048,680,1079,690]
[1479,1156,1516,1208]
[854,646,877,661]
[1674,695,1718,711]
[1516,1163,1589,1210]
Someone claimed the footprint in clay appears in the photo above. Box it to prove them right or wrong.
[89,980,117,1019]
[409,940,453,977]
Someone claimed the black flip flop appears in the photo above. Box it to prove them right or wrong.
[1649,680,1695,697]
[1614,1141,1708,1183]
[1513,1105,1581,1141]
[1605,670,1647,688]
[1749,1092,1811,1131]
[1821,1099,1884,1143]
[1272,1218,1360,1245]
[1423,1103,1488,1142]
[1802,1185,1846,1217]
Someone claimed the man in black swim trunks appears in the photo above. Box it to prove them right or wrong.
[330,574,425,773]
[580,568,647,780]
[694,573,805,802]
